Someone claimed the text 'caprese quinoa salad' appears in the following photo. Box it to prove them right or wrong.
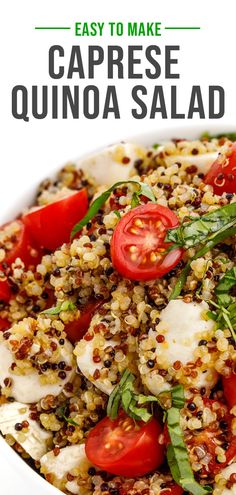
[1,133,236,495]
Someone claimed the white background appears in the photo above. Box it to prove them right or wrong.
[0,0,236,493]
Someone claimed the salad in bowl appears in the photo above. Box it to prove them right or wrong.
[0,131,236,495]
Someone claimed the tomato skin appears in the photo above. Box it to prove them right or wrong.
[223,374,236,409]
[162,485,183,495]
[111,204,183,281]
[1,220,42,268]
[23,189,88,251]
[0,273,11,303]
[64,300,103,343]
[205,143,236,194]
[41,288,56,310]
[0,318,10,332]
[85,413,165,477]
[164,399,236,476]
[176,399,236,476]
[0,221,41,303]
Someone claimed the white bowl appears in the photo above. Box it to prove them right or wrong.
[1,122,236,494]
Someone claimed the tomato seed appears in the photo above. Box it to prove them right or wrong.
[134,219,143,227]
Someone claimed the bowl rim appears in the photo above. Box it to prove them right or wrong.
[1,121,236,494]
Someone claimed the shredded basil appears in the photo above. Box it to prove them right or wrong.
[167,204,236,298]
[170,384,185,409]
[131,191,141,208]
[56,405,79,426]
[207,267,236,342]
[169,222,236,300]
[108,380,212,493]
[40,300,76,315]
[70,180,156,239]
[215,266,236,306]
[166,203,236,250]
[107,370,158,422]
[167,386,212,495]
[113,210,121,219]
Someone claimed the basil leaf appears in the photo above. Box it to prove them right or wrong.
[113,210,121,219]
[121,389,133,412]
[166,444,182,487]
[171,384,185,409]
[56,405,79,426]
[41,300,76,315]
[207,310,218,321]
[169,261,192,300]
[215,267,236,306]
[207,270,236,342]
[167,444,211,495]
[108,391,121,420]
[131,192,141,208]
[167,386,212,495]
[166,203,236,249]
[139,182,156,202]
[71,180,156,239]
[64,417,79,427]
[169,224,236,300]
[107,369,131,419]
[136,394,159,405]
[107,370,158,422]
[128,400,153,422]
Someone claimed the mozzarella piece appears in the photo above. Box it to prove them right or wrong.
[66,480,84,495]
[214,463,236,495]
[139,300,217,395]
[165,151,218,174]
[76,143,146,186]
[0,339,76,404]
[0,401,52,460]
[75,335,118,394]
[40,444,91,494]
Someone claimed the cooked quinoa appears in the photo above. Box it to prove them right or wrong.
[0,136,236,495]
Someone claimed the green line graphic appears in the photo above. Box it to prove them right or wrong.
[35,27,71,30]
[164,26,201,30]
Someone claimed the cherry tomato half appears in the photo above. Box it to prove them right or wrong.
[0,268,11,303]
[205,143,236,194]
[0,220,41,267]
[111,204,183,281]
[164,399,236,477]
[185,399,236,476]
[64,300,103,343]
[223,374,236,409]
[85,412,164,477]
[41,288,56,311]
[0,318,10,332]
[162,485,183,495]
[23,189,88,251]
[0,221,41,303]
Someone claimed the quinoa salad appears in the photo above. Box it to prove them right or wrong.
[1,133,236,495]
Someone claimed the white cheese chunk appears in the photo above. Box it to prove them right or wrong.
[0,401,52,460]
[139,300,218,395]
[0,339,75,404]
[76,143,146,186]
[40,443,91,493]
[165,151,218,174]
[214,463,236,495]
[75,335,118,395]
